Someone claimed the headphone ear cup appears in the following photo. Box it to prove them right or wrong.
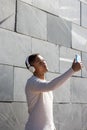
[29,66,35,73]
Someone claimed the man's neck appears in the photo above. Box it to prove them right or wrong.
[34,72,45,80]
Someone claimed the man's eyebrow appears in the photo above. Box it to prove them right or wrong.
[35,59,41,63]
[35,59,44,63]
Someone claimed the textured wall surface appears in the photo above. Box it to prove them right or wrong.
[0,0,87,130]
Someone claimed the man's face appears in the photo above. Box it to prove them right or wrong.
[33,55,48,73]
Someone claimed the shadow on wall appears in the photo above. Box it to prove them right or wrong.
[0,13,14,25]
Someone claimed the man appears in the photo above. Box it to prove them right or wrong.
[25,53,82,130]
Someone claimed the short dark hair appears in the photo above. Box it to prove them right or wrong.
[25,53,39,69]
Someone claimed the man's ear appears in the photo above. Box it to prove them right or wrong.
[29,66,35,73]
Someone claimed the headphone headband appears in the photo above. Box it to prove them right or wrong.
[25,57,30,68]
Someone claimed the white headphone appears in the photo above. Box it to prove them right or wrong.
[25,57,35,73]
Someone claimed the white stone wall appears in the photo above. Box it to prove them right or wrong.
[0,0,87,130]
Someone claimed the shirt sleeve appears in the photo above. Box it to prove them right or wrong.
[28,68,74,93]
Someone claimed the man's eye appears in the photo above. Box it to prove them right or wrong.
[39,62,42,64]
[38,61,44,65]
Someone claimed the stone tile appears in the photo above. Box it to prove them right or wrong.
[81,2,87,28]
[14,67,32,101]
[17,0,47,40]
[20,0,33,5]
[33,0,80,25]
[80,0,87,4]
[0,102,28,130]
[54,104,82,130]
[46,72,71,103]
[53,104,60,130]
[72,23,87,52]
[71,77,87,103]
[82,104,87,130]
[0,0,16,31]
[0,65,13,101]
[82,52,87,77]
[33,0,59,16]
[0,103,18,130]
[12,102,28,130]
[60,46,81,76]
[58,0,80,25]
[47,14,72,47]
[53,79,70,103]
[0,28,31,67]
[32,38,59,73]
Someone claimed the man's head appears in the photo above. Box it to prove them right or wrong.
[25,53,48,74]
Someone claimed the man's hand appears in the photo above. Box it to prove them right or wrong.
[72,59,83,72]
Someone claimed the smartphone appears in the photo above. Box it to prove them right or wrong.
[75,54,81,63]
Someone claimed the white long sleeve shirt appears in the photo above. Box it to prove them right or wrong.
[25,68,74,130]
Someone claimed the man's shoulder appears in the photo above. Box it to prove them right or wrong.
[25,76,34,90]
[27,75,37,84]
